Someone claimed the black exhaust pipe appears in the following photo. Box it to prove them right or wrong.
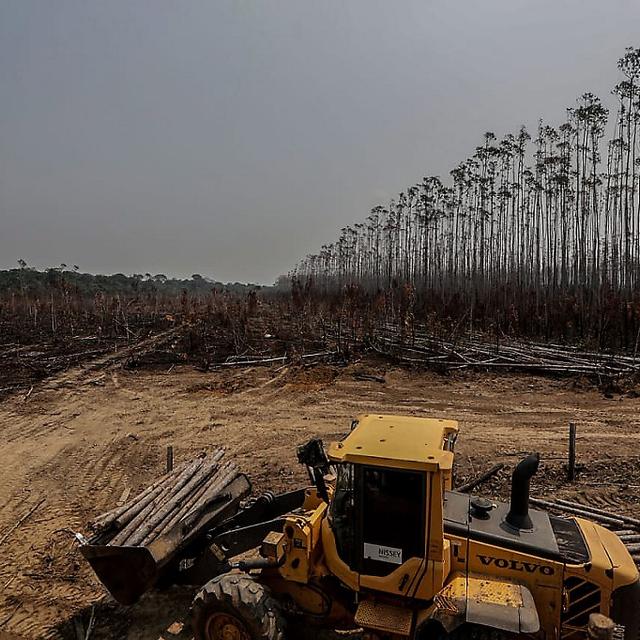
[506,453,540,530]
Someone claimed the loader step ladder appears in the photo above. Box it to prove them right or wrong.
[354,599,413,636]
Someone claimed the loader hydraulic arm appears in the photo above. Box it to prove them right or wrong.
[297,438,331,502]
[176,488,306,586]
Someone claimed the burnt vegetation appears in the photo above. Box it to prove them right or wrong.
[290,48,640,352]
[3,48,640,397]
[0,267,271,395]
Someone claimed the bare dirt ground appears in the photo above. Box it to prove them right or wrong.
[1,357,640,639]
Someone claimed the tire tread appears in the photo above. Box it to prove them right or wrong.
[192,572,286,640]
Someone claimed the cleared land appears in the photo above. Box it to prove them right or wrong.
[1,358,640,639]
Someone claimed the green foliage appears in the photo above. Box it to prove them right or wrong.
[0,267,262,298]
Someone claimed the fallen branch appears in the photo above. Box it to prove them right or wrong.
[0,497,45,547]
[84,606,96,640]
[530,497,626,528]
[353,373,386,384]
[456,463,504,493]
[370,325,640,379]
[554,498,640,529]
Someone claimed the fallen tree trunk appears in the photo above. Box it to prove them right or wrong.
[137,451,226,545]
[456,464,504,493]
[110,457,205,546]
[530,498,626,528]
[92,460,190,532]
[554,499,640,529]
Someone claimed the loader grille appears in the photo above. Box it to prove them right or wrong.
[611,579,640,640]
[560,577,601,640]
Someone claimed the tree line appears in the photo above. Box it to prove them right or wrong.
[1,263,261,297]
[0,263,262,343]
[290,47,640,349]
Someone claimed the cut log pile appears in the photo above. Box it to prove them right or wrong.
[371,326,640,378]
[214,350,337,368]
[89,450,240,547]
[531,497,640,566]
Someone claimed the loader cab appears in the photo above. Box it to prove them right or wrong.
[330,458,427,575]
[326,414,458,596]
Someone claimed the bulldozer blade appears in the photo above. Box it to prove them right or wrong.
[80,544,156,606]
[81,474,251,605]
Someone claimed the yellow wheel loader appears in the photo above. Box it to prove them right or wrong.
[82,415,640,640]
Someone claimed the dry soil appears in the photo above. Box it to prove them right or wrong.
[0,358,639,639]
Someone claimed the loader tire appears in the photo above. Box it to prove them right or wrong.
[192,571,286,640]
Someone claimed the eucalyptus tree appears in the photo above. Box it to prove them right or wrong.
[291,47,640,349]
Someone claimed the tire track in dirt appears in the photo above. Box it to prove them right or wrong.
[39,325,186,391]
[1,362,640,637]
[0,385,168,638]
[0,437,165,639]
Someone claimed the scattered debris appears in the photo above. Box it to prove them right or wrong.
[116,487,131,507]
[352,372,386,384]
[166,621,184,635]
[0,497,45,547]
[372,326,640,379]
[456,463,504,493]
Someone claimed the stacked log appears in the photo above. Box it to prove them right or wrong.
[89,449,240,547]
[531,497,640,566]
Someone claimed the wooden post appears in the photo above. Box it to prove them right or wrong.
[568,423,576,481]
[166,446,174,474]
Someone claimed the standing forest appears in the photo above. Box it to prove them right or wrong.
[290,47,640,351]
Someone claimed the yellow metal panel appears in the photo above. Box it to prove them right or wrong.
[569,518,617,607]
[413,471,450,600]
[415,550,451,600]
[279,503,327,584]
[320,518,359,592]
[466,574,524,607]
[428,471,445,562]
[435,572,524,607]
[589,520,639,589]
[430,573,539,634]
[560,515,640,635]
[465,538,563,638]
[438,572,467,600]
[360,557,425,595]
[328,414,457,471]
[576,519,612,577]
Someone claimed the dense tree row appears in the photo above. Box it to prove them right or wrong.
[0,264,261,341]
[290,48,640,348]
[1,264,260,297]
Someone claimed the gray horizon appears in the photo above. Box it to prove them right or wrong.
[1,1,639,285]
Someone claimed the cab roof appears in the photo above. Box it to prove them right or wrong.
[327,414,458,472]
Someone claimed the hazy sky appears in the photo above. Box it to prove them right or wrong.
[1,1,639,284]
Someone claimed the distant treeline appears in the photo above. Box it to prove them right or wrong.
[0,263,265,344]
[0,265,261,298]
[290,47,640,350]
